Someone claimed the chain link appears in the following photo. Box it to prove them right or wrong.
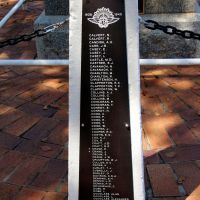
[0,19,68,48]
[142,19,200,40]
[2,17,200,48]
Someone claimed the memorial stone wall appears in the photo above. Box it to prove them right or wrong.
[34,0,200,59]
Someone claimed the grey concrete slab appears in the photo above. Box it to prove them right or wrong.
[144,0,198,14]
[44,0,69,15]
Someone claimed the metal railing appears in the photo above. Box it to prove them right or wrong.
[141,58,200,66]
[0,0,26,28]
[1,59,200,66]
[0,59,69,66]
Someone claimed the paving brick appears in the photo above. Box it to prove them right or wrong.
[185,196,200,200]
[53,94,68,110]
[0,71,17,80]
[0,68,11,74]
[18,85,49,101]
[144,167,151,191]
[58,84,69,92]
[177,91,200,113]
[150,197,178,200]
[159,93,187,113]
[144,150,161,164]
[41,79,65,89]
[151,67,178,76]
[24,71,45,80]
[34,91,65,106]
[147,164,180,197]
[16,140,62,158]
[16,188,45,200]
[0,75,26,89]
[176,66,200,75]
[46,123,68,145]
[19,49,36,59]
[43,192,67,200]
[19,102,57,118]
[0,79,36,98]
[0,131,22,149]
[3,114,39,136]
[1,97,26,108]
[160,145,200,163]
[0,150,27,181]
[0,104,12,115]
[196,160,200,168]
[187,120,200,140]
[178,109,200,121]
[38,66,68,77]
[23,118,58,141]
[166,124,198,145]
[169,79,194,91]
[141,96,165,115]
[0,147,9,158]
[0,52,10,59]
[171,162,200,195]
[0,108,24,129]
[142,129,149,150]
[142,114,174,149]
[0,183,19,200]
[143,79,173,97]
[57,178,68,193]
[53,109,68,120]
[162,77,181,85]
[31,159,67,191]
[11,66,36,76]
[151,198,185,200]
[57,148,68,161]
[7,155,48,186]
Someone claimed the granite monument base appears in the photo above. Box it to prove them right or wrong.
[44,0,69,15]
[144,0,198,14]
[34,12,69,59]
[140,13,200,58]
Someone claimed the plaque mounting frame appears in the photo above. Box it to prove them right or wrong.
[68,0,145,199]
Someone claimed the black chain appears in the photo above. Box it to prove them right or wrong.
[144,20,200,40]
[2,19,200,48]
[0,29,47,48]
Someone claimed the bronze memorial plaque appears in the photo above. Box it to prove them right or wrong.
[79,0,134,199]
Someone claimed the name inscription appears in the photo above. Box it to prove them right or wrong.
[79,1,134,199]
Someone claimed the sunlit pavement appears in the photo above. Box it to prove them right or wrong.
[0,1,200,199]
[142,66,200,199]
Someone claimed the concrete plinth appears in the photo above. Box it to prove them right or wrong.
[144,0,198,14]
[34,12,69,59]
[44,0,69,15]
[140,13,200,58]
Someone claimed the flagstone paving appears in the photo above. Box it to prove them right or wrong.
[0,1,200,200]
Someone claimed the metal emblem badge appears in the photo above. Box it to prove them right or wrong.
[87,7,120,28]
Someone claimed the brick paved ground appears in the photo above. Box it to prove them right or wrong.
[142,66,200,199]
[0,1,200,200]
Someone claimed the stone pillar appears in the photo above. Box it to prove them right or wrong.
[140,0,200,58]
[34,0,69,59]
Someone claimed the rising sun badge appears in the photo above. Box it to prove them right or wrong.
[87,7,120,28]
